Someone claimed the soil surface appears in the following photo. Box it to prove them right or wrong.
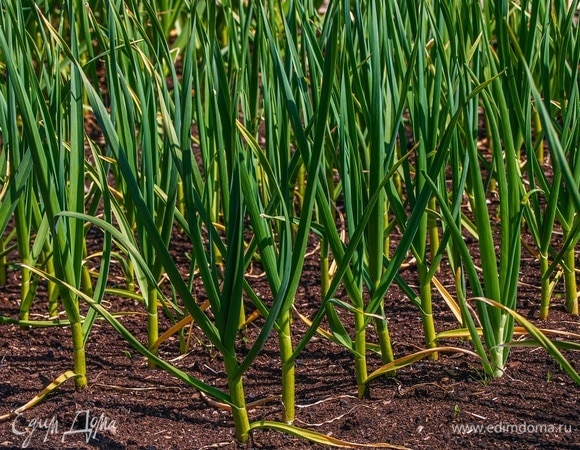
[0,230,579,450]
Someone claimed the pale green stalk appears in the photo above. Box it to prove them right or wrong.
[0,0,93,389]
[407,0,446,358]
[555,7,580,316]
[88,0,181,365]
[513,1,580,318]
[248,0,338,420]
[3,7,35,322]
[0,239,6,286]
[366,0,395,366]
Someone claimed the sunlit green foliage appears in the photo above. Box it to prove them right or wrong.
[0,0,578,444]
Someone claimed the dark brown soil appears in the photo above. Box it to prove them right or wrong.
[0,231,579,450]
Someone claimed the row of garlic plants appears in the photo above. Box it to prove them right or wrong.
[0,0,578,444]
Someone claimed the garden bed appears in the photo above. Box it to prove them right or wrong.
[1,235,578,449]
[1,1,579,449]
